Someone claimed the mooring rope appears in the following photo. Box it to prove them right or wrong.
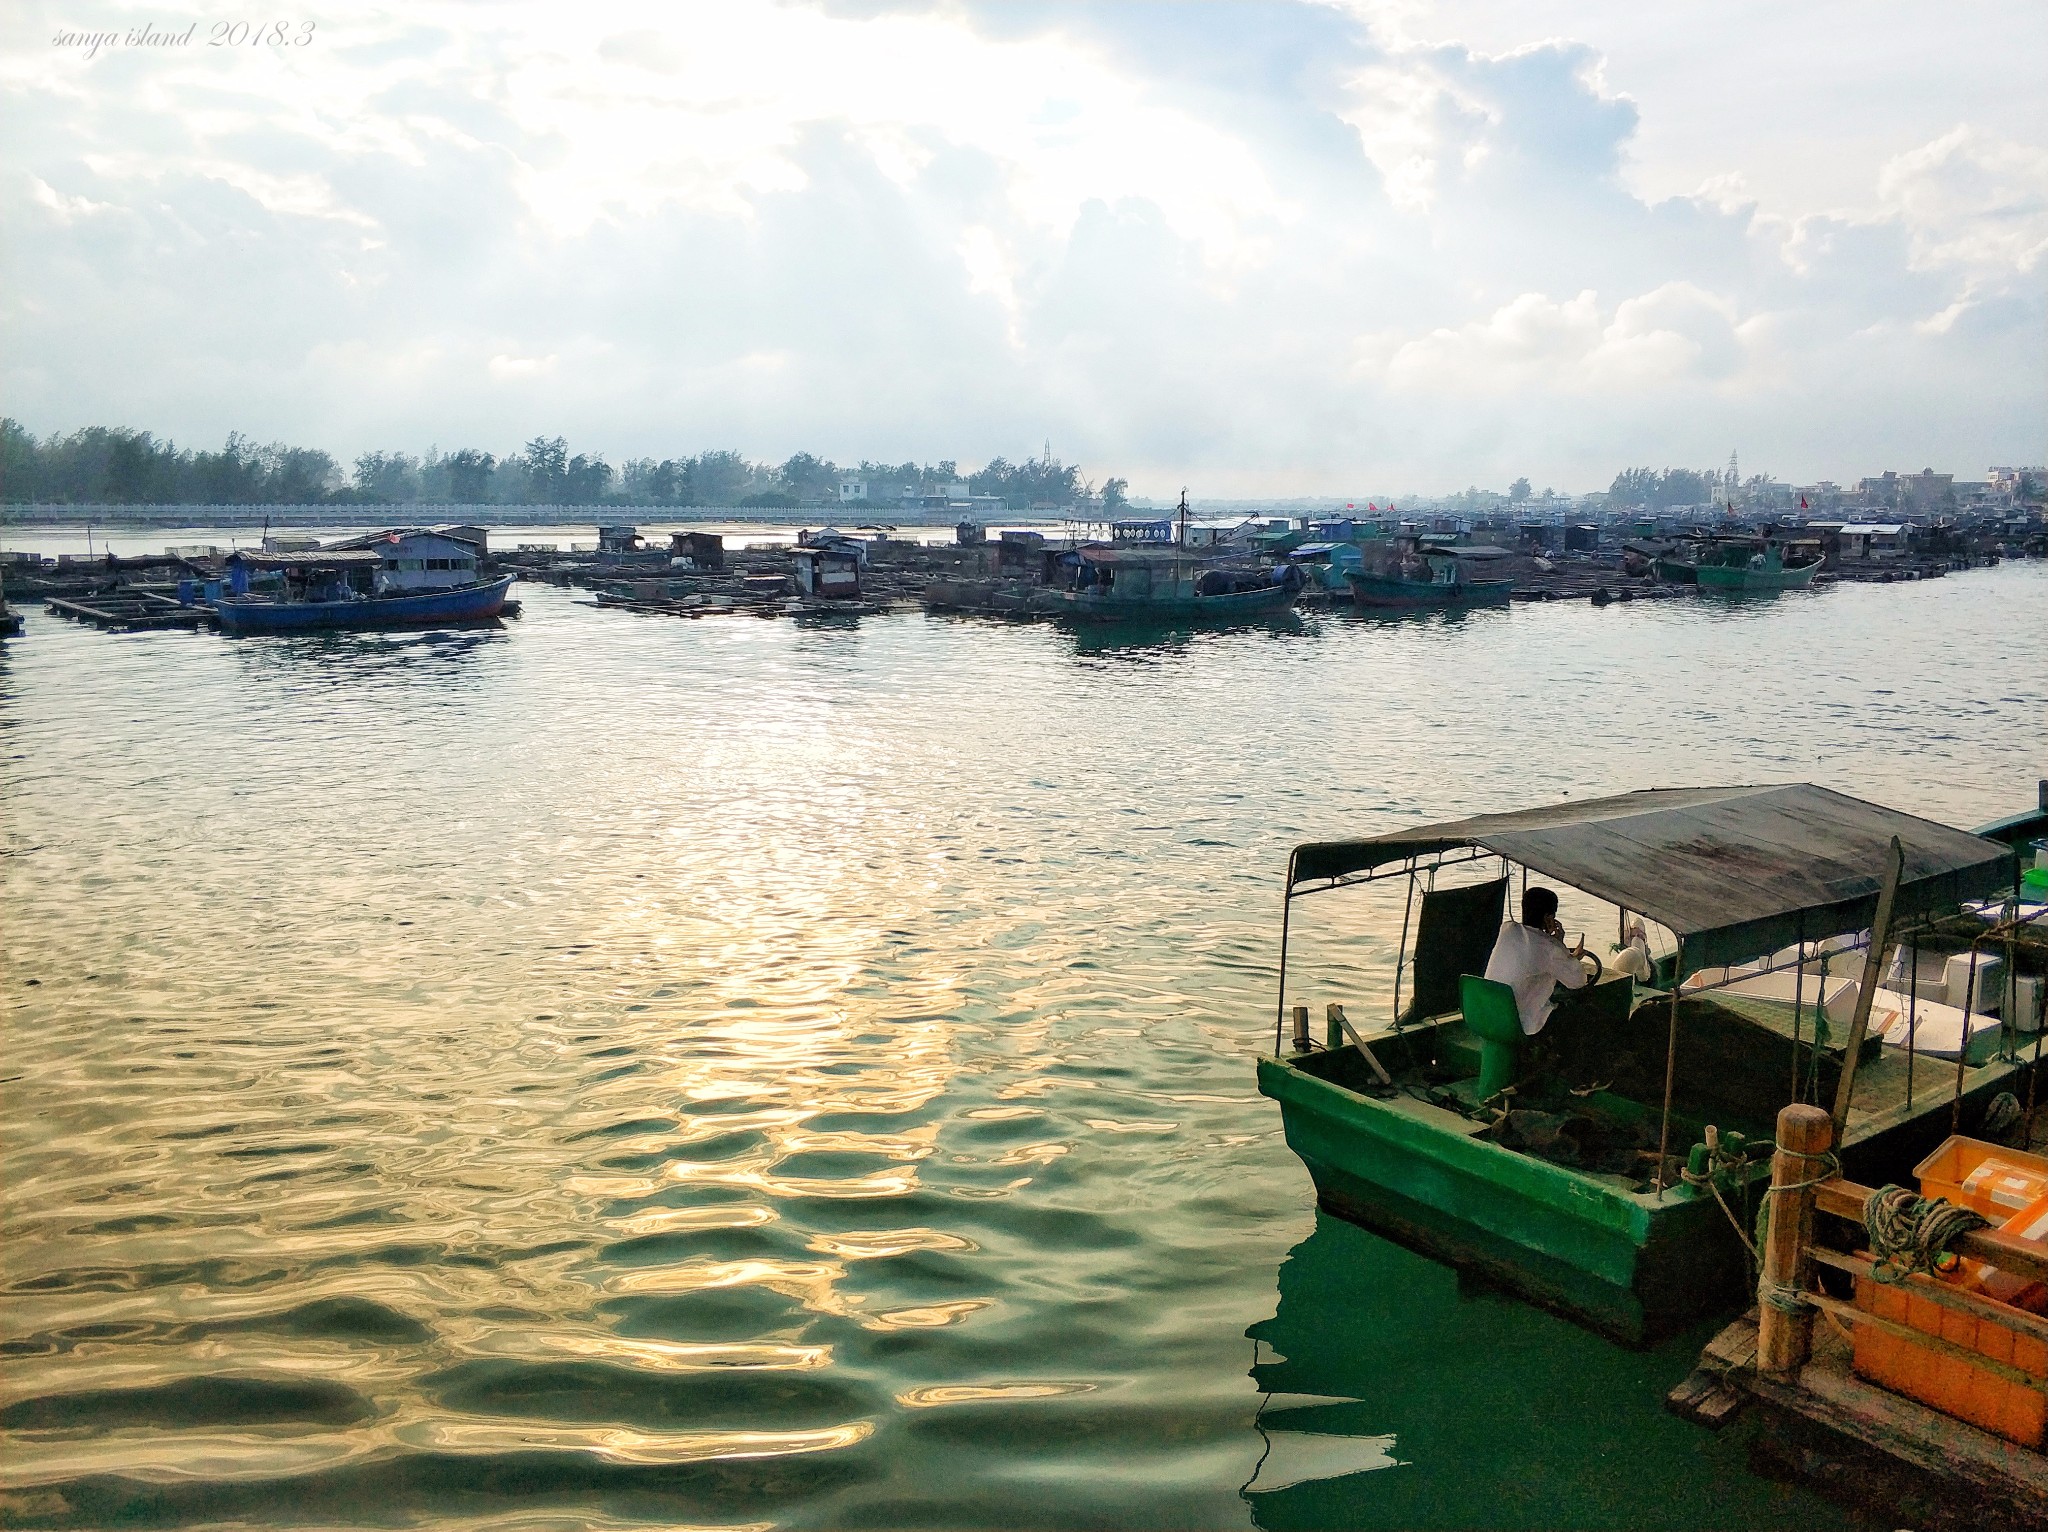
[1681,1159,1761,1263]
[1863,1183,1989,1284]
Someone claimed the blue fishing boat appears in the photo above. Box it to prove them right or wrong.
[215,549,515,634]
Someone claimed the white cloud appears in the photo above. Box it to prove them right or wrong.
[1384,282,1744,394]
[0,0,2041,492]
[1879,125,2048,275]
[488,354,557,381]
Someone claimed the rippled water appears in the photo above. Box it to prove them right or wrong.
[3,556,2043,1530]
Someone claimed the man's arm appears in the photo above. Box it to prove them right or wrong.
[1550,938,1591,990]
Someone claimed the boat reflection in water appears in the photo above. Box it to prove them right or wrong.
[1241,1211,1863,1531]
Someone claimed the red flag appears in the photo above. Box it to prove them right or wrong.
[1800,496,1809,510]
[1368,502,1377,512]
[1346,503,1354,510]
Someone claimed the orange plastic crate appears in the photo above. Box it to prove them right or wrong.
[1916,1134,2048,1218]
[1852,1275,2048,1445]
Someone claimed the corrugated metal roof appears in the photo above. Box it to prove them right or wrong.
[1288,784,2014,975]
[227,549,387,569]
[324,528,483,552]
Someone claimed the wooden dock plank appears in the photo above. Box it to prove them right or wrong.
[1766,1333,2048,1514]
[1688,1312,2048,1527]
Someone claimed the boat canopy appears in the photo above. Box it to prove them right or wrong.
[1079,546,1204,566]
[1288,784,2015,977]
[1441,544,1512,560]
[227,549,387,570]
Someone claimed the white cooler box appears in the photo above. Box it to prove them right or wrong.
[1944,952,2005,1016]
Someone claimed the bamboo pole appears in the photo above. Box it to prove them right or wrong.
[1654,977,1680,1194]
[1757,1102,1832,1376]
[1830,836,1905,1143]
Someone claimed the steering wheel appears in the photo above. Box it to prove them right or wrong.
[1577,947,1605,984]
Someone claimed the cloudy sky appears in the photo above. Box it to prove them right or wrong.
[5,0,2044,496]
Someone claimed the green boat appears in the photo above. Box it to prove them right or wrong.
[1693,536,1824,591]
[1258,784,2033,1344]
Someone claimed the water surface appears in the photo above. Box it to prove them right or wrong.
[3,557,2043,1528]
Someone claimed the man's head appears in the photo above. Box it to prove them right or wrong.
[1521,887,1559,929]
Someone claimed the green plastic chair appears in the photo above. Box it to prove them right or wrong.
[1460,974,1524,1102]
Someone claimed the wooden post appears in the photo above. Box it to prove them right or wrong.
[1757,1102,1832,1376]
[1291,1005,1311,1054]
[1830,836,1905,1144]
[1654,981,1680,1193]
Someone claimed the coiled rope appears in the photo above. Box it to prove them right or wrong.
[1863,1183,1989,1284]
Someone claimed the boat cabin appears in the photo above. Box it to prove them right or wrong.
[226,548,385,601]
[1287,542,1366,591]
[1838,523,1912,561]
[789,545,862,599]
[323,530,485,593]
[667,531,725,571]
[1260,784,2032,1342]
[1071,545,1198,599]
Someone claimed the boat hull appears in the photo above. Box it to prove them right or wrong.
[1049,583,1298,623]
[215,576,516,634]
[1695,561,1822,592]
[1346,571,1514,608]
[1257,1054,1748,1344]
[1259,1043,2029,1345]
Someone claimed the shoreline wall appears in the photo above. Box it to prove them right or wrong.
[0,504,971,530]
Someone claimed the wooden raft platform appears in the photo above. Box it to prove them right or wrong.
[1671,1312,2048,1528]
[46,593,206,631]
[1670,1099,2048,1530]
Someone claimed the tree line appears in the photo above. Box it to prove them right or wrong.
[1604,465,1774,510]
[0,420,1127,512]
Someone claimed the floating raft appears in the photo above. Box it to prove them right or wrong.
[1669,1101,2048,1531]
[45,593,206,631]
[590,590,897,620]
[1671,1312,2048,1530]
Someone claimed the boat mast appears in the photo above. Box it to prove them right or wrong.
[1177,488,1189,593]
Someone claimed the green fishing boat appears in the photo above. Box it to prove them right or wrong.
[1258,784,2033,1344]
[1693,536,1824,591]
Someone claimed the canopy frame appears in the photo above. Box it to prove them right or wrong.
[1268,786,2023,1197]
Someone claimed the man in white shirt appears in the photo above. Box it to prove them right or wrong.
[1483,887,1591,1035]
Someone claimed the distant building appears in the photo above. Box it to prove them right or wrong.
[1794,482,1847,514]
[1856,469,1953,515]
[1837,523,1911,561]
